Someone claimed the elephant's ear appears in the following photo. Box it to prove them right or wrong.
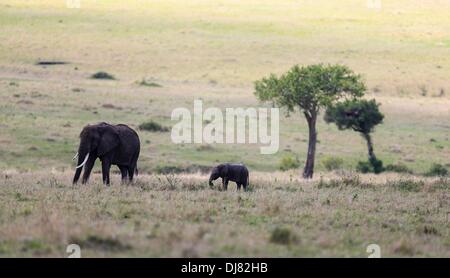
[97,125,119,156]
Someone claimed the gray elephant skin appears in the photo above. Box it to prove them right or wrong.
[72,122,140,185]
[209,163,249,191]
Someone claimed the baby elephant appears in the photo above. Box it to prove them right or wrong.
[209,163,249,191]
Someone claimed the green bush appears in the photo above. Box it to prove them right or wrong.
[425,163,448,177]
[139,120,169,132]
[356,157,384,174]
[279,156,300,171]
[385,163,413,174]
[270,227,296,245]
[356,161,371,173]
[322,157,344,171]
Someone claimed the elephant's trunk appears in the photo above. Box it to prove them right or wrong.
[75,153,90,169]
[208,175,214,187]
[73,166,83,184]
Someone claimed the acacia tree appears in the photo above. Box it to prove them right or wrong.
[254,64,366,178]
[324,99,384,173]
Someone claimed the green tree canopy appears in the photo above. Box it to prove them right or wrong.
[255,64,366,178]
[324,99,384,134]
[325,99,384,173]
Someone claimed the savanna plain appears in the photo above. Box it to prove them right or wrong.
[0,0,449,257]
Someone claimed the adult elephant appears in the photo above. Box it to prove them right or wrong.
[72,122,140,185]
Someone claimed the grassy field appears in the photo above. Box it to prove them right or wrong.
[0,1,449,257]
[0,171,449,257]
[0,0,449,173]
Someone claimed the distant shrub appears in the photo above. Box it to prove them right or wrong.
[356,158,384,174]
[385,163,413,174]
[138,79,162,87]
[279,156,300,171]
[322,157,344,171]
[102,103,122,110]
[356,161,371,173]
[196,145,214,151]
[91,71,116,80]
[425,163,448,177]
[270,227,296,245]
[72,88,84,93]
[139,120,169,132]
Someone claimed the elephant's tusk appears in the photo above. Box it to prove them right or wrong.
[72,152,79,161]
[75,153,89,169]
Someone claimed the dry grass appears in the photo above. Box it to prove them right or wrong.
[0,170,448,257]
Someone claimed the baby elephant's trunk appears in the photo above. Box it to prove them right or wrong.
[208,176,214,186]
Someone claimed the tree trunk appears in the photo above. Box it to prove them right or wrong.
[303,113,317,179]
[362,133,376,161]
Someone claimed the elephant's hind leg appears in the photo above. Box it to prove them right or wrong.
[119,166,128,184]
[127,165,136,182]
[243,181,248,191]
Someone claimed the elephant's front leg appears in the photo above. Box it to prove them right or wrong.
[222,178,229,191]
[101,159,112,185]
